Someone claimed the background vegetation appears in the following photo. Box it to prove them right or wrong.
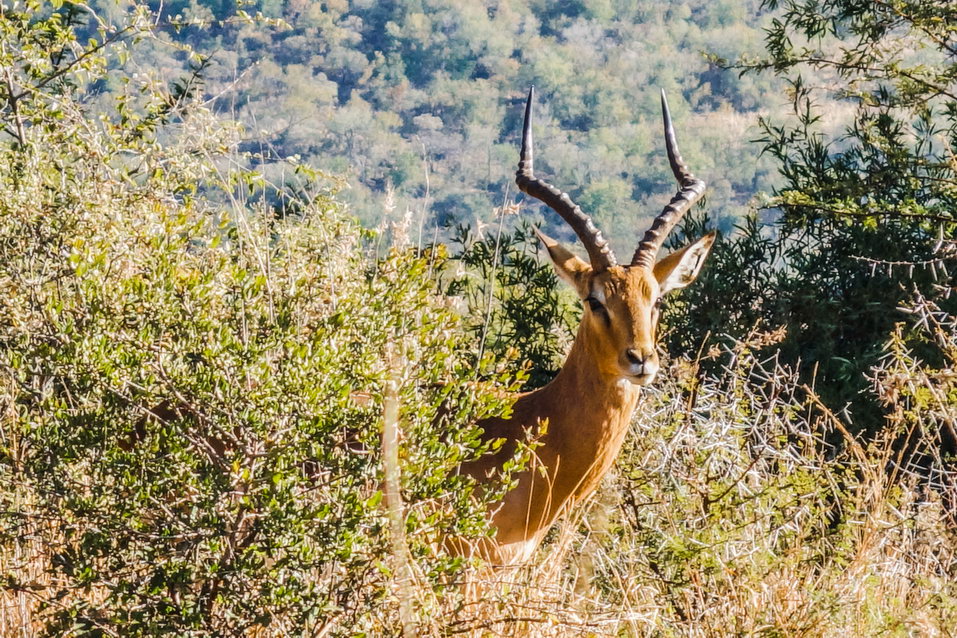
[86,0,785,244]
[1,0,956,636]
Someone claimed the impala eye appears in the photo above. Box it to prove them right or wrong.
[585,296,605,313]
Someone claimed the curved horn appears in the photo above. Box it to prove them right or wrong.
[631,90,706,268]
[516,87,617,270]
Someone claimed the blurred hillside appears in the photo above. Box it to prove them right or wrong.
[91,0,784,248]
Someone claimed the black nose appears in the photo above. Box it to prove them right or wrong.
[625,349,643,366]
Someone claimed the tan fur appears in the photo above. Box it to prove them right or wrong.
[460,235,714,565]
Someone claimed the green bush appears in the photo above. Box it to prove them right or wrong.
[0,4,517,635]
[446,216,576,388]
[670,0,957,427]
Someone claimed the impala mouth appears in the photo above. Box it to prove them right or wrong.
[621,355,659,385]
[625,372,656,386]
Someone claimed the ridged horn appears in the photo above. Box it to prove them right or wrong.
[631,90,706,268]
[515,87,617,270]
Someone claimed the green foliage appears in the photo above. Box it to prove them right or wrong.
[97,0,782,235]
[0,4,516,635]
[662,211,785,357]
[447,216,576,388]
[749,0,957,232]
[668,0,957,426]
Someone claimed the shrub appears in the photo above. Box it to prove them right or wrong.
[678,0,957,426]
[446,215,576,388]
[0,4,516,635]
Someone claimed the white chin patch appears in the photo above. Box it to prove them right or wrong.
[619,374,654,387]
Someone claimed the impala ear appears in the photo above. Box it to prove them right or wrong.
[653,231,716,296]
[534,227,592,297]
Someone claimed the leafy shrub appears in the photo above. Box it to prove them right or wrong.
[0,4,516,635]
[671,0,957,427]
[664,199,954,430]
[446,216,576,388]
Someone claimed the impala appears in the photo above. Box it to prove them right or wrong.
[460,88,716,565]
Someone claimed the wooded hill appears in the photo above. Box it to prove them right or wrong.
[93,0,782,247]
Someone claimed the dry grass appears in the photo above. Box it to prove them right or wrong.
[4,303,957,637]
[370,303,957,638]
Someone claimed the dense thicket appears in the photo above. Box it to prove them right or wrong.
[0,4,519,634]
[662,0,957,427]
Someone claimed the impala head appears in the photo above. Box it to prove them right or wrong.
[516,87,716,385]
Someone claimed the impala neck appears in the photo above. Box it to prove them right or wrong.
[468,322,646,557]
[531,325,642,482]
